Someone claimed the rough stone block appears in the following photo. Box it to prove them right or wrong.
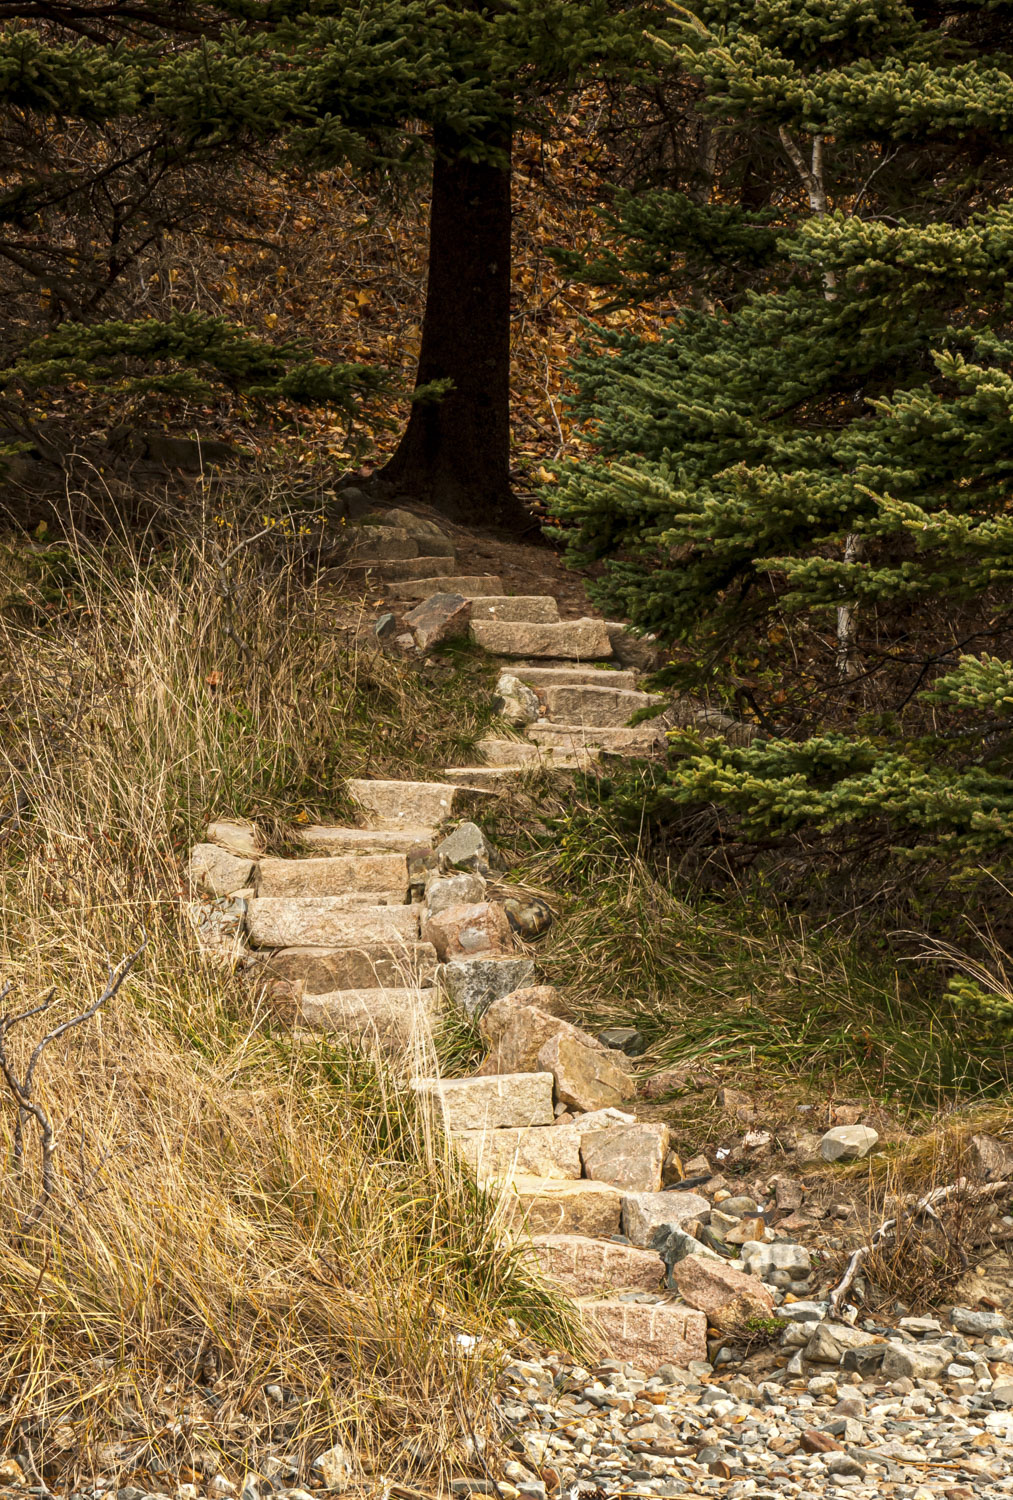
[346,555,457,581]
[297,986,437,1041]
[577,1301,707,1371]
[515,666,639,691]
[422,901,514,961]
[820,1125,879,1162]
[299,824,436,854]
[246,898,419,949]
[541,685,666,728]
[413,1072,555,1131]
[255,942,438,994]
[479,1000,585,1075]
[494,672,540,728]
[256,853,407,899]
[502,1176,624,1237]
[451,1125,582,1180]
[528,722,666,754]
[668,1254,775,1332]
[207,819,262,858]
[405,592,471,651]
[190,843,255,897]
[469,618,613,661]
[346,526,420,562]
[537,1031,636,1112]
[469,596,560,623]
[440,956,536,1017]
[426,870,486,916]
[621,1190,711,1247]
[384,575,505,600]
[580,1123,669,1193]
[348,778,494,829]
[528,1235,664,1296]
[436,821,500,873]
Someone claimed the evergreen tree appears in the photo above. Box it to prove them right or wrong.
[549,0,1013,883]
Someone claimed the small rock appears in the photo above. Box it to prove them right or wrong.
[495,672,540,727]
[423,901,514,961]
[969,1133,1013,1180]
[207,818,262,858]
[190,843,255,898]
[374,611,397,640]
[739,1241,811,1281]
[819,1125,879,1162]
[597,1026,647,1056]
[880,1340,951,1380]
[805,1322,878,1364]
[622,1190,711,1247]
[426,869,486,915]
[436,821,499,874]
[825,1453,865,1477]
[668,1254,775,1331]
[405,592,471,651]
[808,1374,838,1397]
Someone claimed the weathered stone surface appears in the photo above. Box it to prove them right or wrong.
[246,898,419,949]
[604,622,663,672]
[580,1123,669,1193]
[207,818,262,858]
[405,592,471,651]
[422,901,514,961]
[478,1000,584,1074]
[470,596,560,623]
[577,1300,707,1371]
[501,1176,623,1237]
[384,574,504,600]
[805,1322,878,1364]
[300,824,435,854]
[668,1254,775,1332]
[413,1072,555,1131]
[739,1241,811,1280]
[527,722,666,754]
[515,665,639,691]
[255,942,438,994]
[504,985,569,1017]
[190,843,255,897]
[346,526,420,562]
[349,778,494,829]
[537,1030,636,1112]
[820,1125,879,1162]
[528,1235,663,1296]
[378,508,452,540]
[298,986,437,1040]
[451,1125,582,1180]
[256,853,407,899]
[425,870,486,915]
[436,821,499,873]
[621,1190,711,1247]
[541,685,665,728]
[969,1132,1013,1180]
[473,737,595,770]
[345,554,457,581]
[494,672,541,728]
[440,956,536,1017]
[470,618,613,661]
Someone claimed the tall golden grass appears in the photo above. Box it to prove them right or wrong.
[0,521,566,1491]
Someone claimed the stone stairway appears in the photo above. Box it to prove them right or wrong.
[189,508,710,1371]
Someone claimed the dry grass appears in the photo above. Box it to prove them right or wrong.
[0,517,570,1491]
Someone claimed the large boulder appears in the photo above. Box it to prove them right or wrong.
[669,1254,776,1332]
[537,1030,636,1112]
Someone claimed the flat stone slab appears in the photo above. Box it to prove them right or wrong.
[577,1300,707,1371]
[528,722,667,754]
[580,1123,670,1193]
[346,527,420,562]
[500,1176,623,1237]
[297,986,437,1040]
[622,1189,712,1247]
[190,843,255,898]
[345,555,458,581]
[542,685,666,728]
[513,666,638,691]
[527,1235,664,1296]
[384,575,505,599]
[474,738,596,769]
[348,778,495,828]
[246,898,419,949]
[256,942,438,993]
[452,1125,582,1181]
[256,853,407,898]
[299,825,435,854]
[468,596,560,623]
[438,765,529,789]
[470,618,613,661]
[413,1072,555,1131]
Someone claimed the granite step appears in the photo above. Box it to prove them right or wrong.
[512,665,639,692]
[255,941,439,993]
[247,898,420,949]
[299,825,435,855]
[438,765,529,790]
[347,778,497,828]
[470,617,613,661]
[541,684,667,728]
[345,555,459,582]
[257,853,408,899]
[527,722,667,754]
[468,596,560,623]
[384,574,505,600]
[473,737,598,769]
[296,986,438,1040]
[497,1174,624,1238]
[526,1234,665,1296]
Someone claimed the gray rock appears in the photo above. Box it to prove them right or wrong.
[597,1026,647,1056]
[374,612,397,640]
[190,842,255,897]
[819,1125,879,1162]
[495,672,540,727]
[312,1444,352,1489]
[804,1322,876,1364]
[436,821,499,875]
[950,1305,1008,1336]
[840,1344,888,1375]
[440,955,536,1017]
[775,1300,829,1322]
[425,869,486,915]
[879,1340,951,1380]
[739,1241,811,1281]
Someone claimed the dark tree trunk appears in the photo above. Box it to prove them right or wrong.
[379,123,526,529]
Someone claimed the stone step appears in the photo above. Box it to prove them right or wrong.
[345,555,459,582]
[299,825,435,855]
[247,898,420,949]
[512,665,639,692]
[468,596,560,624]
[526,1234,665,1296]
[498,1175,624,1238]
[470,618,613,661]
[384,575,505,600]
[575,1300,707,1370]
[451,1124,582,1181]
[474,737,597,769]
[541,684,666,728]
[412,1072,555,1131]
[438,765,529,790]
[256,941,439,993]
[527,722,667,754]
[257,853,407,899]
[345,527,421,562]
[297,986,438,1040]
[348,778,496,828]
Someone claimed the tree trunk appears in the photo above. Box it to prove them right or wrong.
[379,123,526,529]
